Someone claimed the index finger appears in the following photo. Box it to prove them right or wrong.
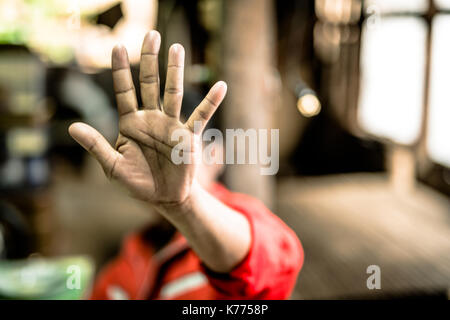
[186,81,227,133]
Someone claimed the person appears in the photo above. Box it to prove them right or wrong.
[68,30,303,300]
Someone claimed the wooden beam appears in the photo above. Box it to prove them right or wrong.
[222,0,277,208]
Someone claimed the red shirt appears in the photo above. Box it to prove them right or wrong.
[90,184,304,300]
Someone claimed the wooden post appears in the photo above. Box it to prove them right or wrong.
[222,0,276,208]
[388,145,416,194]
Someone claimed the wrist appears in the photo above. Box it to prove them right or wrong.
[154,180,204,217]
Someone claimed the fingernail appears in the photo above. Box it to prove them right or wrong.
[171,43,184,53]
[112,44,129,69]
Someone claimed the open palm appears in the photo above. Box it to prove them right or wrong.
[69,31,227,205]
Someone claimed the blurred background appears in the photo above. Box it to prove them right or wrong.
[0,0,449,299]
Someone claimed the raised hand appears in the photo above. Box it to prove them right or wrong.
[69,31,227,206]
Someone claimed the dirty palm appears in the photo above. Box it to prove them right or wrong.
[69,30,227,205]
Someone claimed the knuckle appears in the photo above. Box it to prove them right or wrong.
[165,87,183,95]
[140,74,158,84]
[87,138,98,153]
[197,109,209,121]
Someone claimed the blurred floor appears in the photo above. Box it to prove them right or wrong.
[277,173,450,299]
[49,163,450,298]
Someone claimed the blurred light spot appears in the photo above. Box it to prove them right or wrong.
[358,17,427,145]
[427,15,450,168]
[0,1,20,23]
[297,93,321,118]
[314,22,341,63]
[315,0,361,24]
[6,128,48,157]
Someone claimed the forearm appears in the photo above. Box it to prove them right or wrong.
[155,181,251,273]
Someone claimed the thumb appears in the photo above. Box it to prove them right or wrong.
[69,122,119,177]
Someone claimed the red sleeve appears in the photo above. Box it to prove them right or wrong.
[89,234,158,300]
[203,185,304,300]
